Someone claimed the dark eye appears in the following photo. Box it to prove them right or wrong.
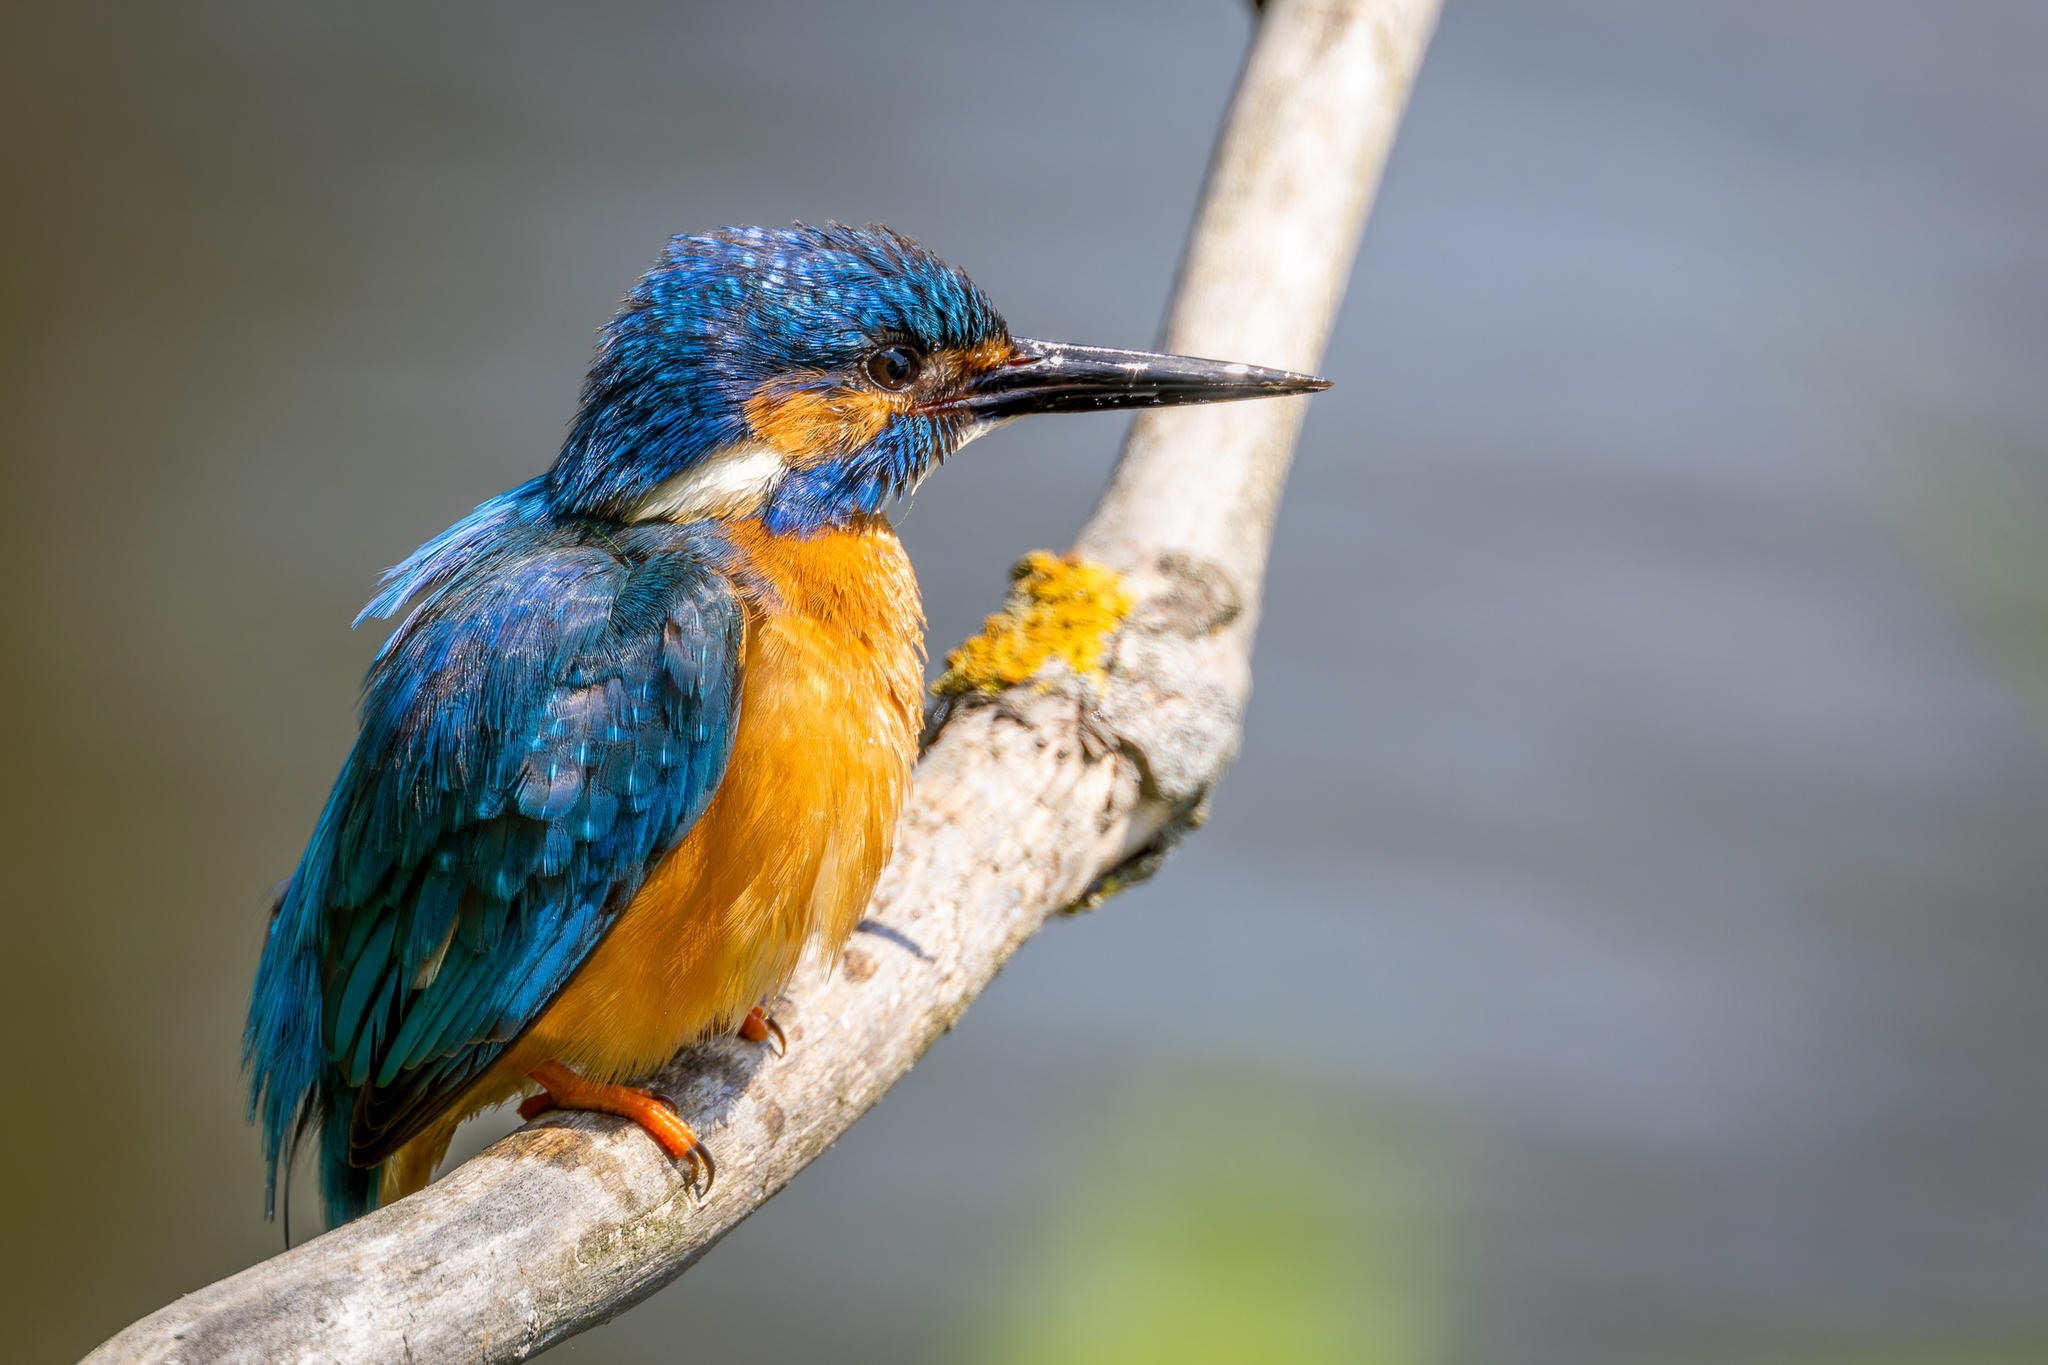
[865,345,922,391]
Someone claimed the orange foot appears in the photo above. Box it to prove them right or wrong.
[518,1060,715,1193]
[739,1004,787,1057]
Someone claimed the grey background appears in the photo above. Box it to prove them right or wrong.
[5,2,2047,1362]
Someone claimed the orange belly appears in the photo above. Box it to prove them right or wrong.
[380,514,923,1200]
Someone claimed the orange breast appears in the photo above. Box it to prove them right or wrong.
[514,513,925,1083]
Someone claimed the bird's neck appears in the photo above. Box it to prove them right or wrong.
[547,444,907,540]
[544,384,747,522]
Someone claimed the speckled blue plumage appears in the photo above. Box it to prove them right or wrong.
[243,224,1010,1229]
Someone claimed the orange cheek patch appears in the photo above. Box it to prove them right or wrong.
[745,384,902,466]
[922,339,1015,392]
[955,337,1015,376]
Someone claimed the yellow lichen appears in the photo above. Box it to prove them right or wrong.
[934,551,1133,697]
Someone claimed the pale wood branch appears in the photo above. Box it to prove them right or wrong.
[83,2,1440,1360]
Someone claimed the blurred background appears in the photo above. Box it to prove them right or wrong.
[6,2,2048,1362]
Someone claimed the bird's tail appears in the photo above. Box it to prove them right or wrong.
[246,869,379,1230]
[319,1097,381,1228]
[245,877,324,1222]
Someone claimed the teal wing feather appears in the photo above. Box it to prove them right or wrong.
[245,490,750,1224]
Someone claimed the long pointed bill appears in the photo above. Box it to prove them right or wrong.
[952,337,1329,419]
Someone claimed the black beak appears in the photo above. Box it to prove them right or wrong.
[952,337,1329,420]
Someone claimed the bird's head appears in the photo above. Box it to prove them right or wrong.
[545,223,1326,533]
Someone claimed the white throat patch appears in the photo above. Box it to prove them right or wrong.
[625,441,789,523]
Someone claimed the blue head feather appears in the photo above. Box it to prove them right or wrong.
[545,223,1008,531]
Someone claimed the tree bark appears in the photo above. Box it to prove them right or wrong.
[82,2,1441,1360]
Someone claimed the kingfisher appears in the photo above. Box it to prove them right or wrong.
[244,223,1326,1230]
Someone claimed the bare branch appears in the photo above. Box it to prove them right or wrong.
[82,2,1440,1360]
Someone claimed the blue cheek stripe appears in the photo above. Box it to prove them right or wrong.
[761,410,966,535]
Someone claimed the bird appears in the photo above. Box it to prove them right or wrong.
[243,222,1327,1231]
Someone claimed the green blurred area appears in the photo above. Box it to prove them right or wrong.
[972,1073,1451,1365]
[1862,406,2048,744]
[957,1070,2048,1365]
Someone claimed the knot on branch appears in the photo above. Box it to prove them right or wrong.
[1095,551,1250,802]
[1121,550,1244,638]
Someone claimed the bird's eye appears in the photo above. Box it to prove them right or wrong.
[865,345,922,391]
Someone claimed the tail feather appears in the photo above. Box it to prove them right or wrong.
[246,876,326,1222]
[248,871,384,1230]
[321,1097,382,1228]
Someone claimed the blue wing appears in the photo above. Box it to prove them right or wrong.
[245,485,747,1222]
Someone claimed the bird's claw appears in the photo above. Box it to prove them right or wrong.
[649,1090,716,1195]
[739,1004,787,1057]
[519,1061,715,1197]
